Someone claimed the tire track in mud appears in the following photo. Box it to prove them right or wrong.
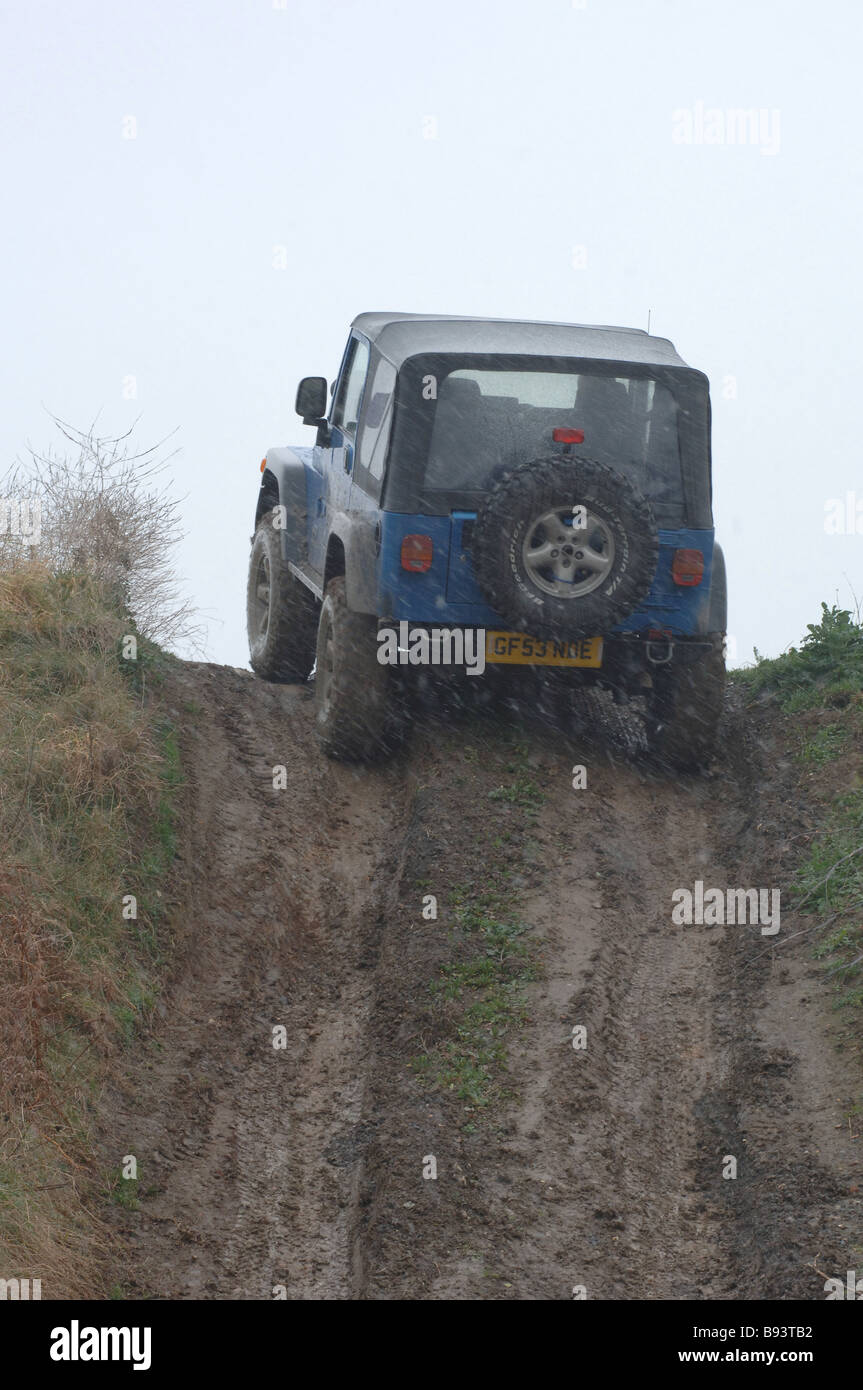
[389,736,735,1299]
[106,663,410,1299]
[427,704,860,1301]
[529,774,735,1299]
[105,669,862,1301]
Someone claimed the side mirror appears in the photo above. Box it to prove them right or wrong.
[295,376,328,424]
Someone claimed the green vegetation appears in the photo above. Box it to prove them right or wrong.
[488,775,544,808]
[797,722,848,765]
[799,786,863,1013]
[412,754,542,1116]
[487,733,546,811]
[0,563,182,1294]
[733,605,863,1027]
[734,604,863,713]
[108,1163,142,1212]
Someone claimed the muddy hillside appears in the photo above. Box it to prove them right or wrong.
[103,664,862,1300]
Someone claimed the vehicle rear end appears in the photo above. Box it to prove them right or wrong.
[376,350,722,727]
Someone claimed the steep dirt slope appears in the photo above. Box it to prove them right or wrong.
[103,667,862,1300]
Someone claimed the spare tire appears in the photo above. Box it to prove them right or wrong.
[472,454,659,639]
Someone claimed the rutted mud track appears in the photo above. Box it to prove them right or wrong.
[105,666,862,1300]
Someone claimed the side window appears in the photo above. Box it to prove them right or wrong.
[331,337,370,436]
[357,358,397,488]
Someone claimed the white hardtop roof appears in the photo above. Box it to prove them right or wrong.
[351,311,691,369]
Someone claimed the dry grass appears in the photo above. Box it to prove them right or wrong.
[1,417,204,653]
[0,560,180,1296]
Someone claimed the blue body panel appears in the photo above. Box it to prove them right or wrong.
[377,510,714,636]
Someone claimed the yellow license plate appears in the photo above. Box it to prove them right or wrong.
[485,632,603,667]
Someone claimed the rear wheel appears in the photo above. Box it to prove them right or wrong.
[247,510,319,681]
[314,576,405,761]
[646,637,725,769]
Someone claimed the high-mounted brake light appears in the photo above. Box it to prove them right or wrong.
[401,534,433,572]
[672,548,704,586]
[553,428,585,444]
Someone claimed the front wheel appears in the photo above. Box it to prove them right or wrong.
[646,637,725,770]
[314,577,405,761]
[247,511,319,681]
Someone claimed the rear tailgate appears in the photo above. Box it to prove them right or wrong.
[445,512,715,635]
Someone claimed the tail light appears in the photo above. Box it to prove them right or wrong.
[671,548,704,586]
[401,534,433,572]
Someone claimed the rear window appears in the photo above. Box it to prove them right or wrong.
[425,367,683,521]
[383,354,712,529]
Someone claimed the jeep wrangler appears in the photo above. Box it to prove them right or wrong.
[247,312,726,766]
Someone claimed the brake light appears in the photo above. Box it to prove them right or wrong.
[553,428,585,444]
[401,534,434,572]
[672,548,704,586]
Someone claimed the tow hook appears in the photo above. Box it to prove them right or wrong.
[646,634,674,665]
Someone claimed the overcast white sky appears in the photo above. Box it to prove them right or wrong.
[1,0,860,667]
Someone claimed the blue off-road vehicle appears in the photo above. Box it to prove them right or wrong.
[247,312,726,767]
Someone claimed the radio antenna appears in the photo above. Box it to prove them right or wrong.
[647,309,652,334]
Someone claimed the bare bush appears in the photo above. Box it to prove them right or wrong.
[0,416,204,652]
